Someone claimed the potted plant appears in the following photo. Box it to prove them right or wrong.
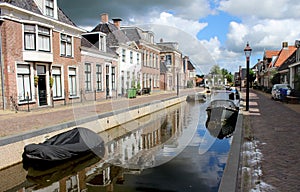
[49,76,54,88]
[34,76,39,87]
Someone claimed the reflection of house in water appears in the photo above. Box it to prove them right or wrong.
[11,104,188,191]
[3,102,204,192]
[83,103,186,191]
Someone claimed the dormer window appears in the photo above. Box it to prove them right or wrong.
[45,0,54,17]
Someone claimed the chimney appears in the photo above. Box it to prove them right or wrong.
[101,13,109,23]
[282,42,288,49]
[160,38,163,43]
[112,18,122,29]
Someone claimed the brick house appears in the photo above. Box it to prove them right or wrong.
[121,26,161,93]
[0,0,85,110]
[157,39,183,91]
[81,33,118,100]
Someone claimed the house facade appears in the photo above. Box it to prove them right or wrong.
[289,47,300,91]
[80,35,118,100]
[121,26,161,93]
[157,39,183,91]
[0,0,85,110]
[90,14,142,97]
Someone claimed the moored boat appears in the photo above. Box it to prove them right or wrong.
[22,127,105,170]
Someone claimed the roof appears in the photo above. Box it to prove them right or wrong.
[273,46,297,68]
[264,50,280,59]
[91,22,130,47]
[0,0,77,27]
[81,36,117,57]
[278,50,296,71]
[121,28,142,42]
[188,60,195,70]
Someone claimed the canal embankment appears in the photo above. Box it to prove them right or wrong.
[0,89,204,170]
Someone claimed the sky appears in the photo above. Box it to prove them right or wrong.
[58,0,300,74]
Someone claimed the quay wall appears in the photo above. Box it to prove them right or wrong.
[0,96,186,170]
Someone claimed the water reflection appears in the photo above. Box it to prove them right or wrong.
[1,97,235,192]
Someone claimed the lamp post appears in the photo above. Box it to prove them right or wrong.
[244,42,252,111]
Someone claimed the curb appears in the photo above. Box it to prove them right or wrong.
[218,111,243,192]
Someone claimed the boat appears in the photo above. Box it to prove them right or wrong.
[206,99,239,120]
[205,99,239,139]
[22,127,105,170]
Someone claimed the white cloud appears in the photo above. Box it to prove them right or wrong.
[142,12,208,37]
[226,19,300,53]
[176,0,212,20]
[219,0,300,19]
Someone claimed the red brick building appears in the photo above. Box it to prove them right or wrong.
[0,0,85,110]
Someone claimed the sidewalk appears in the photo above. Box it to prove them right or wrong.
[239,89,300,191]
[0,88,202,138]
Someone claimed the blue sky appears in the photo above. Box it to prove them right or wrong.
[197,12,241,45]
[58,0,300,74]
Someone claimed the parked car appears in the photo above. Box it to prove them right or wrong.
[271,84,291,100]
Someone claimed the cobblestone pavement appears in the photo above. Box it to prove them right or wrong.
[0,88,202,138]
[243,90,300,191]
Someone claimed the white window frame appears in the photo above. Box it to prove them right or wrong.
[85,63,92,92]
[45,0,54,17]
[52,66,63,99]
[60,33,73,57]
[16,63,34,103]
[23,24,51,52]
[68,67,78,97]
[96,64,103,91]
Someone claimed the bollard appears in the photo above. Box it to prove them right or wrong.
[26,92,30,112]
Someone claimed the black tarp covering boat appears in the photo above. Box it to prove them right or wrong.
[23,127,105,170]
[206,99,239,139]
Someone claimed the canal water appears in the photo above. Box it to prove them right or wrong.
[1,93,236,192]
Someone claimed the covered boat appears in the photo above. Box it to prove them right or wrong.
[206,99,239,120]
[205,99,239,139]
[23,127,105,170]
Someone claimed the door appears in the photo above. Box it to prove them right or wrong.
[37,65,48,106]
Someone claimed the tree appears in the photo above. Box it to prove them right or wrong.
[271,73,281,85]
[210,65,221,75]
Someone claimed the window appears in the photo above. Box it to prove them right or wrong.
[137,53,140,64]
[166,55,172,65]
[60,34,72,57]
[52,67,62,98]
[17,64,32,102]
[85,63,91,91]
[111,67,116,90]
[38,26,51,52]
[96,64,102,91]
[130,51,133,64]
[99,35,106,51]
[24,24,36,50]
[68,68,77,96]
[122,49,126,62]
[45,0,54,17]
[24,24,51,52]
[150,53,153,67]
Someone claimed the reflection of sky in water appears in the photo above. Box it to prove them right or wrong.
[122,101,232,192]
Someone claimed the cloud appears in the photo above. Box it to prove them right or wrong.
[218,0,300,20]
[58,0,213,27]
[226,19,300,53]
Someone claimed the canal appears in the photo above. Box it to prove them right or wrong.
[0,93,236,192]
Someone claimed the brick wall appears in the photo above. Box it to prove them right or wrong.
[1,20,23,110]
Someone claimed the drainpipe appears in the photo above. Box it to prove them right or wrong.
[0,18,5,110]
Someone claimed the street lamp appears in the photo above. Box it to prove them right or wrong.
[244,42,252,111]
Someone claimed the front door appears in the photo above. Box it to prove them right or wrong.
[37,65,47,106]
